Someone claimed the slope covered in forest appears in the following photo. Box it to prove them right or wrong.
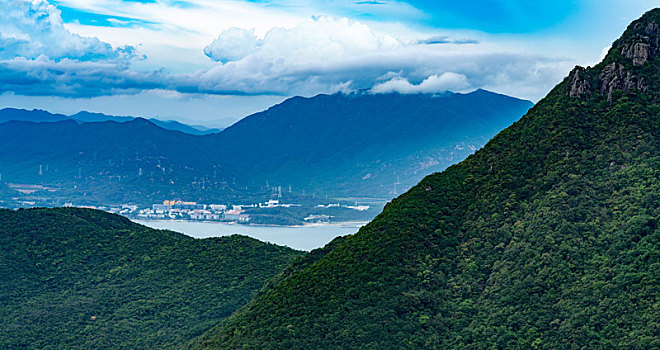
[0,208,303,349]
[192,9,660,349]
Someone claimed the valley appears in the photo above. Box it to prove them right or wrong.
[1,3,658,350]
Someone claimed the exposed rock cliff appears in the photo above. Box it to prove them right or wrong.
[567,66,591,98]
[619,21,659,66]
[599,62,648,101]
[567,14,658,101]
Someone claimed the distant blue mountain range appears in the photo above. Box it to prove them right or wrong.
[0,108,222,135]
[0,90,532,205]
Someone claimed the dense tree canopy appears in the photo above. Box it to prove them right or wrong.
[0,208,303,349]
[191,9,660,350]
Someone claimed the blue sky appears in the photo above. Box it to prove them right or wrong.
[383,1,576,32]
[0,0,657,126]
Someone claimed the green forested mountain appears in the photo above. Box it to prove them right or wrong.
[191,9,660,349]
[0,208,303,349]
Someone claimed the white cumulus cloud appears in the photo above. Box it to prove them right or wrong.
[0,0,150,96]
[371,73,471,94]
[204,27,262,63]
[0,0,135,61]
[204,16,401,65]
[192,15,569,99]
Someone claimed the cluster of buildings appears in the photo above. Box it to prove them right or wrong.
[65,198,370,224]
[137,200,250,222]
[78,200,249,223]
[104,199,306,223]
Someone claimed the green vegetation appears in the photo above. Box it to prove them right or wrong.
[244,203,383,226]
[0,207,303,349]
[191,9,660,349]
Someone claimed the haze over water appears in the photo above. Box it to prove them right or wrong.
[135,220,365,251]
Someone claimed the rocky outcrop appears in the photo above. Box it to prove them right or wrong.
[599,62,648,101]
[622,42,650,66]
[619,21,659,66]
[568,19,658,101]
[567,62,649,102]
[567,66,591,98]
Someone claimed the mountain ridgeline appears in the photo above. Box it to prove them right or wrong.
[190,9,660,349]
[218,90,532,196]
[0,90,531,205]
[0,108,222,135]
[0,208,303,349]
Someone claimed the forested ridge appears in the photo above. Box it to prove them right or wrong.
[190,9,660,349]
[0,207,303,349]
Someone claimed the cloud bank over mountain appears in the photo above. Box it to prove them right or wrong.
[371,73,470,94]
[0,2,572,100]
[2,0,655,107]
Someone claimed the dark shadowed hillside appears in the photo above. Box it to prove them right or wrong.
[191,9,660,350]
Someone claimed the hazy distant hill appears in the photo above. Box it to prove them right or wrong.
[191,9,660,349]
[0,108,221,135]
[70,111,222,135]
[68,111,134,123]
[0,108,68,123]
[0,207,303,349]
[0,90,532,205]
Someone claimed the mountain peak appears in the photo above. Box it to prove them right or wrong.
[566,8,659,101]
[611,8,660,67]
[126,117,154,126]
[195,9,660,349]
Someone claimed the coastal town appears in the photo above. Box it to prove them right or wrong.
[64,199,372,225]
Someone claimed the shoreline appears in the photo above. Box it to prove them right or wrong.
[133,218,367,251]
[132,218,369,229]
